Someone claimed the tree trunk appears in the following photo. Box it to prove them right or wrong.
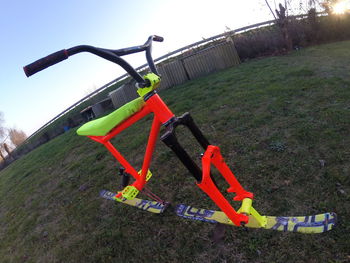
[276,3,293,51]
[3,143,12,159]
[0,149,4,161]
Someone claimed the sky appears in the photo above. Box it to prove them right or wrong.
[1,0,280,138]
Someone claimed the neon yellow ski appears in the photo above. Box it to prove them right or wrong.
[175,204,337,234]
[100,190,168,214]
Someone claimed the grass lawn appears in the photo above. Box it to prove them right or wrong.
[1,40,349,262]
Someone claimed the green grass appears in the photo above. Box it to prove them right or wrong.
[1,41,350,263]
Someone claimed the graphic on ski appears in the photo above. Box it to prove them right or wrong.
[175,204,337,234]
[100,190,168,214]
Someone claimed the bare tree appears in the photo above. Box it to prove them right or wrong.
[0,112,6,161]
[3,143,12,159]
[276,3,293,51]
[0,112,5,140]
[264,0,278,19]
[0,147,4,161]
[9,128,27,147]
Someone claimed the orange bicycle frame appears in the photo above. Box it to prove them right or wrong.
[87,90,253,226]
[88,93,174,192]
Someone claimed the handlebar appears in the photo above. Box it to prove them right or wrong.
[23,35,164,87]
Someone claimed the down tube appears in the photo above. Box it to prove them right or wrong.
[134,115,162,190]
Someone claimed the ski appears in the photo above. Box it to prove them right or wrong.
[175,204,337,234]
[100,190,168,214]
[100,190,337,234]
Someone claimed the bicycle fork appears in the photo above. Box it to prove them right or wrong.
[161,112,255,226]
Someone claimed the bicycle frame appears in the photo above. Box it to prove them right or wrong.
[87,81,255,226]
[88,93,174,192]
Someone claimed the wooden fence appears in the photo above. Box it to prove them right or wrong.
[110,42,241,102]
[157,60,188,90]
[181,42,240,81]
[109,82,139,108]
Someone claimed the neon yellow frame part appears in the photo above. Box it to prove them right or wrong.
[120,185,140,200]
[118,170,152,200]
[137,73,161,97]
[138,169,152,181]
[237,198,267,227]
[76,97,145,136]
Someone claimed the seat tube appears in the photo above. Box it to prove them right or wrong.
[134,116,162,189]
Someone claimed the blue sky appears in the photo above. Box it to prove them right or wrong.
[1,0,275,137]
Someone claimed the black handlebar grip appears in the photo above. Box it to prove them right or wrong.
[153,35,164,42]
[23,49,69,77]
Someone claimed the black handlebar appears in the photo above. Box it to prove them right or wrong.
[152,35,164,42]
[24,49,69,77]
[23,35,163,87]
